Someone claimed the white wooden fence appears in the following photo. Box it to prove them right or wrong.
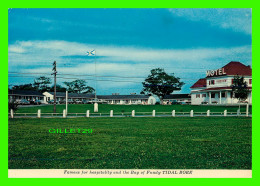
[9,108,251,118]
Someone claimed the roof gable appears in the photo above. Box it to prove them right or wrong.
[222,61,252,76]
[190,78,206,89]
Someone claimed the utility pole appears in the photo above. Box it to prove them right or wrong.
[52,61,57,113]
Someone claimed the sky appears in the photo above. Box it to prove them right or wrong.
[8,8,252,95]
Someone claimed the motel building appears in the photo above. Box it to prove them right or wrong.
[8,90,45,103]
[43,92,156,105]
[43,92,95,103]
[190,61,252,105]
[98,94,156,105]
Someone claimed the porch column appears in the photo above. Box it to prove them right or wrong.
[249,91,251,104]
[231,91,233,104]
[209,92,212,104]
[219,91,222,104]
[226,91,228,104]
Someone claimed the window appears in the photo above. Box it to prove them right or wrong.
[209,80,215,85]
[196,94,200,98]
[221,92,226,98]
[211,93,215,98]
[249,79,252,84]
[202,94,206,98]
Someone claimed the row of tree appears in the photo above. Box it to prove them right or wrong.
[9,68,249,104]
[9,68,185,103]
[11,77,95,94]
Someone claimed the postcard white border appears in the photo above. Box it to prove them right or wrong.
[8,169,252,178]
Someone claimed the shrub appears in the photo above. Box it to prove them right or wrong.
[8,101,19,113]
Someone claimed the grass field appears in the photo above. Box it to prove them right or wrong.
[8,117,252,169]
[16,104,252,114]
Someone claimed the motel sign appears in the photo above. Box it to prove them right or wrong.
[206,68,226,77]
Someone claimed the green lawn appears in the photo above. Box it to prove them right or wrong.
[16,104,252,114]
[8,117,252,169]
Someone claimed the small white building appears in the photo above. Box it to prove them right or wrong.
[190,61,252,105]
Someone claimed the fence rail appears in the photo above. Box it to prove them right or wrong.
[9,108,251,118]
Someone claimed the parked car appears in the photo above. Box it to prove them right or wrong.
[68,100,75,104]
[171,100,181,105]
[82,100,90,104]
[48,100,60,104]
[34,100,42,105]
[88,99,108,104]
[84,100,92,104]
[18,99,30,105]
[59,100,66,104]
[75,100,83,104]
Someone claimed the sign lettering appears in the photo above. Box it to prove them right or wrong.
[206,68,226,77]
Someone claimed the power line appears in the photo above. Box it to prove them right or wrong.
[8,72,204,80]
[8,75,198,85]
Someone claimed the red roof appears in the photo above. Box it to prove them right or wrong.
[216,61,251,77]
[190,61,252,89]
[190,78,206,88]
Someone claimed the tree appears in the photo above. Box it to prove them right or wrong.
[83,86,95,94]
[12,83,37,91]
[141,68,184,104]
[231,75,250,112]
[8,100,19,113]
[33,76,51,92]
[50,84,67,92]
[63,79,95,94]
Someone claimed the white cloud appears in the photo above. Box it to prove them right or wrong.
[169,8,252,34]
[8,40,252,91]
[8,40,252,65]
[8,46,26,53]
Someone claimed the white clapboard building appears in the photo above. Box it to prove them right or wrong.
[190,61,252,105]
[43,92,156,105]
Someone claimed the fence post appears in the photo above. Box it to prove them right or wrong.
[63,109,66,118]
[172,110,175,117]
[132,110,135,117]
[246,104,249,117]
[237,109,240,116]
[10,109,14,118]
[190,110,194,117]
[37,109,41,118]
[224,110,227,117]
[207,110,210,117]
[110,110,113,117]
[152,110,155,117]
[86,110,90,117]
[94,103,98,112]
